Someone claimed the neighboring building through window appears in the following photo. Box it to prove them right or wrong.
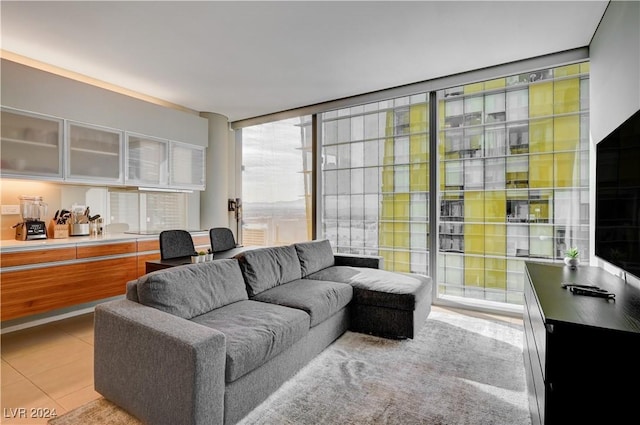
[438,63,590,304]
[319,62,590,307]
[321,94,431,276]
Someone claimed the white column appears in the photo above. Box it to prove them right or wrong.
[199,112,231,230]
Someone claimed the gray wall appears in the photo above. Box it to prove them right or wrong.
[1,59,208,146]
[589,0,640,284]
[590,1,640,144]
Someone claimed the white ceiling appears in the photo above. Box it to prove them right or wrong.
[1,1,608,123]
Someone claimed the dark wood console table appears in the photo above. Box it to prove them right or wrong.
[523,262,640,425]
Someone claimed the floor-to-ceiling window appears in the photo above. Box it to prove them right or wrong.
[438,63,590,304]
[241,116,313,246]
[238,58,590,309]
[318,62,589,307]
[321,95,431,275]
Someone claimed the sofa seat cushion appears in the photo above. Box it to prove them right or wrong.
[252,279,353,327]
[306,266,431,311]
[191,300,310,383]
[237,245,302,297]
[136,259,248,320]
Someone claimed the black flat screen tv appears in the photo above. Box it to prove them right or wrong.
[595,108,640,279]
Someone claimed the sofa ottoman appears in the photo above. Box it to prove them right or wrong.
[294,240,432,338]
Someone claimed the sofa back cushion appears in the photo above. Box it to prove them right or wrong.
[237,245,302,296]
[136,259,248,319]
[294,239,335,277]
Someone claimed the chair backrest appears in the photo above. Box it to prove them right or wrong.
[209,227,237,252]
[159,230,197,260]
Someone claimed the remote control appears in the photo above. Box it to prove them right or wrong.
[561,282,600,289]
[570,286,615,299]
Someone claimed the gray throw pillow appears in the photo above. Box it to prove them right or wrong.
[294,239,335,277]
[136,259,248,319]
[237,245,302,296]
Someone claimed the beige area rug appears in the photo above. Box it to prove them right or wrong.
[48,398,142,425]
[50,308,531,425]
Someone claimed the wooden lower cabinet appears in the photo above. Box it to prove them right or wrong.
[1,233,206,322]
[1,256,138,321]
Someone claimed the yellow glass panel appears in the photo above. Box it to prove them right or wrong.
[530,118,553,152]
[580,62,590,73]
[379,249,394,269]
[464,256,484,287]
[379,222,394,247]
[484,78,506,90]
[554,115,579,151]
[438,100,446,129]
[382,166,394,192]
[410,134,428,163]
[393,222,410,248]
[464,82,484,94]
[484,191,506,223]
[381,194,394,219]
[529,81,553,117]
[529,154,554,188]
[554,152,579,187]
[393,250,411,272]
[385,111,394,137]
[438,131,446,191]
[464,191,484,222]
[554,79,580,114]
[410,103,428,133]
[394,193,410,220]
[529,199,550,222]
[410,162,428,192]
[554,64,581,77]
[465,223,485,254]
[485,224,506,255]
[485,258,506,290]
[383,137,394,165]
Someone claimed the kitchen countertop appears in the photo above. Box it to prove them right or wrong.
[0,230,209,252]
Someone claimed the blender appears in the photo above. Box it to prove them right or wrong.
[14,195,48,240]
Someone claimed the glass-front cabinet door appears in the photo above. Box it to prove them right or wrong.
[125,133,168,187]
[169,141,205,190]
[0,107,63,179]
[66,121,123,183]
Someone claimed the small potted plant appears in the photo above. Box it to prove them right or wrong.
[564,247,579,269]
[198,250,207,263]
[206,248,214,262]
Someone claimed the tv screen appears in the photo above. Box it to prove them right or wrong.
[595,109,640,279]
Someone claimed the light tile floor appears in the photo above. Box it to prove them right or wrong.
[1,313,99,424]
[0,306,522,425]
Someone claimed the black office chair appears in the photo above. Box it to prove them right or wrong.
[209,227,238,253]
[159,229,197,260]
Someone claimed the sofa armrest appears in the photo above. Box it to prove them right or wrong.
[94,299,226,425]
[334,253,383,269]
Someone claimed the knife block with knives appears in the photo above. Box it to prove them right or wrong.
[49,209,71,238]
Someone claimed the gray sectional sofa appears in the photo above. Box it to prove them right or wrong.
[94,239,432,425]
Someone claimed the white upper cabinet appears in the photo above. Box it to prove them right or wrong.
[125,133,169,187]
[170,141,205,190]
[66,121,123,184]
[1,107,206,190]
[0,107,64,179]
